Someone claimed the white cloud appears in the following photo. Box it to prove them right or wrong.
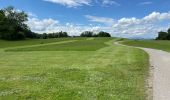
[26,18,59,32]
[85,15,115,25]
[114,12,170,27]
[143,12,170,22]
[85,12,170,38]
[111,12,170,38]
[43,0,91,7]
[27,12,37,18]
[26,18,102,35]
[139,1,153,5]
[102,0,120,6]
[43,0,120,7]
[26,11,170,39]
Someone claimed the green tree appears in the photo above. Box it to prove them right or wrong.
[4,6,28,29]
[62,32,68,37]
[167,28,170,40]
[0,10,6,39]
[156,31,168,40]
[97,31,111,37]
[80,31,94,37]
[0,6,30,40]
[42,33,48,39]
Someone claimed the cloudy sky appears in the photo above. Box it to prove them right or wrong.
[0,0,170,38]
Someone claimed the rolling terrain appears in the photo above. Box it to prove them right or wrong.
[0,38,149,100]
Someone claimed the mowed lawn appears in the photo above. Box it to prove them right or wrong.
[0,38,149,100]
[122,40,170,52]
[0,38,86,49]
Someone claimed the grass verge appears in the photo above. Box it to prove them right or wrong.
[122,40,170,52]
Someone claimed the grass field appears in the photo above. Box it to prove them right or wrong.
[0,38,86,49]
[6,38,112,51]
[0,38,149,100]
[122,40,170,52]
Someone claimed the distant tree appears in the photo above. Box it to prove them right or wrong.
[80,31,111,37]
[93,34,98,37]
[97,31,111,37]
[40,31,69,39]
[62,32,68,37]
[168,28,170,34]
[80,31,94,37]
[47,31,68,38]
[167,28,170,40]
[42,33,48,39]
[48,33,54,38]
[156,31,168,40]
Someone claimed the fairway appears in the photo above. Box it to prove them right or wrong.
[0,38,149,100]
[122,40,170,52]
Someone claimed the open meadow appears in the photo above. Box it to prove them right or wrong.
[0,38,149,100]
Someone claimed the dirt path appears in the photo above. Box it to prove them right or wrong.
[115,41,170,100]
[141,48,170,100]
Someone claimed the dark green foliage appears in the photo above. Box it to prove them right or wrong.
[0,6,35,40]
[167,28,170,40]
[156,28,170,40]
[80,31,94,37]
[6,31,25,40]
[25,30,40,39]
[168,28,170,34]
[42,33,48,39]
[97,31,111,37]
[156,31,168,40]
[46,31,68,38]
[80,31,111,37]
[40,32,69,39]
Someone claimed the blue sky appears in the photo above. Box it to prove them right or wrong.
[0,0,170,38]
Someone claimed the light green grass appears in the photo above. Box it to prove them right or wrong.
[122,40,170,52]
[0,38,86,49]
[6,38,112,51]
[0,38,149,100]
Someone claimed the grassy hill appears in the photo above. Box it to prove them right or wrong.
[0,38,149,100]
[122,40,170,52]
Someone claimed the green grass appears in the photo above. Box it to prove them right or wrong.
[0,38,85,49]
[122,40,170,52]
[0,38,149,100]
[6,38,112,51]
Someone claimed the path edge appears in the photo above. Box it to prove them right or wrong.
[114,41,153,100]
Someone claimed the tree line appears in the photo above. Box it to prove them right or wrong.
[80,31,111,37]
[41,32,68,39]
[0,6,111,40]
[156,28,170,40]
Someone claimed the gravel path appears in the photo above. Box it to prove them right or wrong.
[141,48,170,100]
[115,41,170,100]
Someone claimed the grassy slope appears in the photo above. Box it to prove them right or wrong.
[0,38,85,49]
[122,40,170,52]
[6,38,112,51]
[0,38,149,100]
